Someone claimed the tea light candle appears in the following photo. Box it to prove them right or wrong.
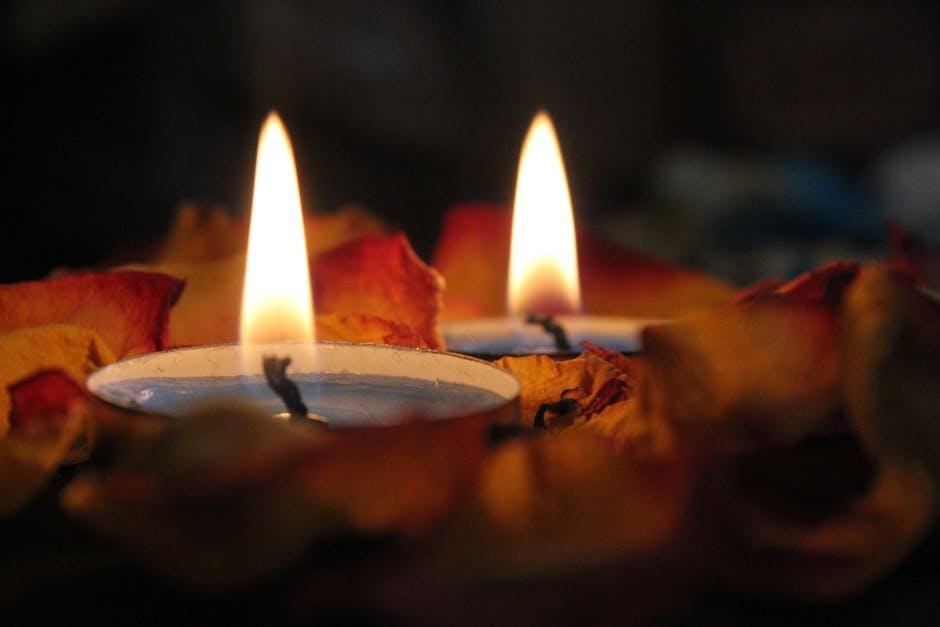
[89,112,519,425]
[442,112,658,357]
[88,341,519,425]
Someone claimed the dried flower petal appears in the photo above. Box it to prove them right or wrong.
[314,233,445,349]
[151,203,386,264]
[63,405,492,590]
[0,324,115,434]
[732,261,860,309]
[494,353,629,429]
[0,271,183,357]
[433,204,731,320]
[641,304,841,452]
[842,264,940,479]
[138,232,444,348]
[316,313,430,348]
[436,433,690,580]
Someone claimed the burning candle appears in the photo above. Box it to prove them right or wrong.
[443,111,656,356]
[89,112,519,425]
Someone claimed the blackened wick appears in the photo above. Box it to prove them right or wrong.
[525,313,572,352]
[262,355,310,421]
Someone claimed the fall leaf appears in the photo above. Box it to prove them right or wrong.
[432,203,731,320]
[0,271,184,357]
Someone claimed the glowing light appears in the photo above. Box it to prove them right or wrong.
[507,111,581,315]
[240,111,315,345]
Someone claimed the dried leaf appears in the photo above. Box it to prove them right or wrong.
[433,203,731,320]
[641,304,841,452]
[0,271,184,357]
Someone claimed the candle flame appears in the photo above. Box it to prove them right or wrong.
[507,111,581,315]
[240,111,315,345]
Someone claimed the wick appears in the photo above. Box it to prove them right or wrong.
[262,355,310,422]
[525,313,572,352]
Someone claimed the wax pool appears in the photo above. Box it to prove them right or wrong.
[94,373,507,427]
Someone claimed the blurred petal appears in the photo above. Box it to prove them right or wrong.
[433,203,731,320]
[842,264,940,478]
[641,304,841,452]
[0,271,183,357]
[152,203,386,264]
[0,325,115,434]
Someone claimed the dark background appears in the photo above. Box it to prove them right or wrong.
[4,0,940,283]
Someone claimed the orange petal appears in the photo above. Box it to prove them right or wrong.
[62,405,492,589]
[314,233,445,349]
[641,304,841,452]
[494,353,630,429]
[0,271,183,357]
[316,313,430,348]
[0,324,115,434]
[437,433,691,579]
[433,203,731,320]
[842,263,940,477]
[151,203,386,264]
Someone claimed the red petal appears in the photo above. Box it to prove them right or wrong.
[8,369,89,432]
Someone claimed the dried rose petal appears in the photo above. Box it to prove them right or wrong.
[494,353,629,428]
[63,406,493,590]
[150,203,386,264]
[140,232,444,348]
[732,261,860,309]
[0,324,115,434]
[641,304,841,452]
[9,369,89,432]
[314,233,445,349]
[842,263,940,479]
[433,203,731,320]
[436,433,691,580]
[316,313,430,348]
[0,271,183,357]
